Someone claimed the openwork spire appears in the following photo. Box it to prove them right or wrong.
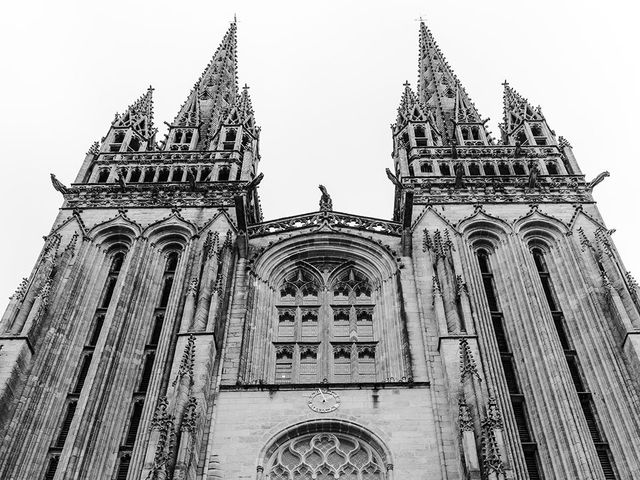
[501,81,544,133]
[417,21,483,140]
[190,21,239,147]
[112,86,155,138]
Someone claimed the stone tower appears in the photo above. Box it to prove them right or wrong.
[1,20,639,480]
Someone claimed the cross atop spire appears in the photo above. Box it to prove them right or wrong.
[417,21,484,141]
[113,86,155,138]
[501,81,544,134]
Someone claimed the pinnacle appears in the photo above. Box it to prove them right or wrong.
[113,85,155,138]
[501,81,544,133]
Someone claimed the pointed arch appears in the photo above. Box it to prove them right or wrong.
[88,213,142,250]
[459,211,511,254]
[252,232,398,289]
[514,207,569,246]
[142,212,198,249]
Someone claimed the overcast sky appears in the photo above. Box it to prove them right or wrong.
[1,0,638,311]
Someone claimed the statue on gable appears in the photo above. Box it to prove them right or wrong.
[318,185,333,212]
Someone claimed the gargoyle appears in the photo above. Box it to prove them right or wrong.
[588,171,610,189]
[385,168,403,189]
[50,174,68,194]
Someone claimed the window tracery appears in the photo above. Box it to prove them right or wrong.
[273,267,377,383]
[264,432,386,480]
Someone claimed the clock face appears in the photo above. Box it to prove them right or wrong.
[307,389,341,413]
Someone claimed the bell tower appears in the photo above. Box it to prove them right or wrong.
[391,20,640,480]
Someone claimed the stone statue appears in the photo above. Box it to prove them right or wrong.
[318,184,332,211]
[528,163,539,189]
[454,163,464,188]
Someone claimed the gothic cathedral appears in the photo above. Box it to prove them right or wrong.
[1,20,639,480]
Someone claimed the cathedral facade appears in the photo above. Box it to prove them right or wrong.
[1,20,640,480]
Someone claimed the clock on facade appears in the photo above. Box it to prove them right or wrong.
[307,389,341,413]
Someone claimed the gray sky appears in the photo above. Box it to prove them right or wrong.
[1,0,638,311]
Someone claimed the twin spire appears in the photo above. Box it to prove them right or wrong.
[111,20,553,152]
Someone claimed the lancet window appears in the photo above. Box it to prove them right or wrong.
[531,248,617,479]
[114,249,179,479]
[274,267,377,384]
[476,249,542,478]
[264,432,386,480]
[44,250,127,480]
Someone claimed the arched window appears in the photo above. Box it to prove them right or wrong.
[483,163,496,176]
[174,130,183,143]
[420,162,432,173]
[274,267,376,383]
[264,432,387,479]
[530,247,616,476]
[476,248,542,478]
[129,168,142,182]
[218,165,230,181]
[498,162,510,175]
[546,162,559,175]
[171,167,184,182]
[471,126,481,140]
[184,131,193,143]
[143,168,155,183]
[97,169,110,183]
[414,125,427,147]
[513,163,526,175]
[440,163,451,176]
[468,163,480,176]
[158,168,170,182]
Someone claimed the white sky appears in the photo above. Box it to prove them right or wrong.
[1,1,639,312]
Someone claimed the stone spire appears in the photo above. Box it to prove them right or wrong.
[112,86,155,139]
[193,21,239,148]
[500,81,556,146]
[417,21,483,142]
[500,81,544,134]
